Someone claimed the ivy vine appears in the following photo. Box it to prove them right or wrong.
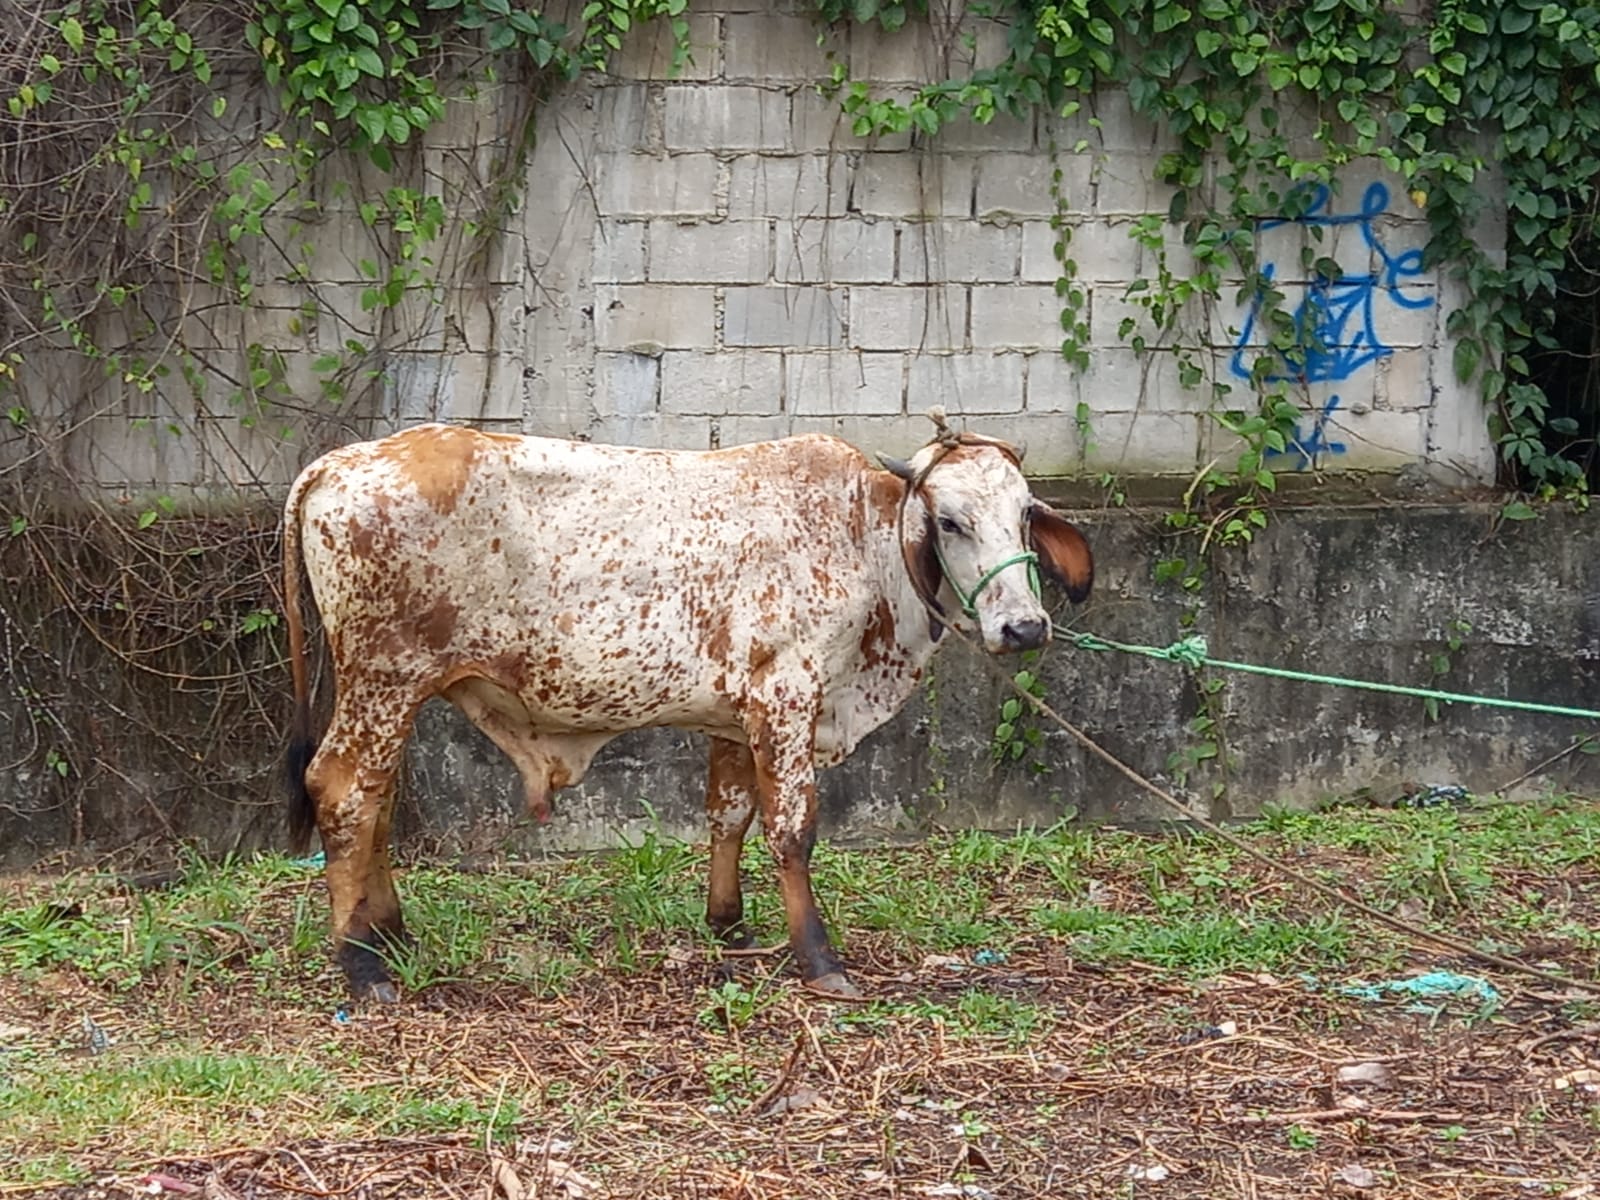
[822,0,1600,510]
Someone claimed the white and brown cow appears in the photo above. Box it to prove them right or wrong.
[282,420,1092,1001]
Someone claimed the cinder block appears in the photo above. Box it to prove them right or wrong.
[727,154,849,219]
[950,20,1015,74]
[242,283,318,351]
[594,352,660,417]
[1078,348,1213,415]
[452,286,529,356]
[649,220,771,283]
[1090,288,1193,350]
[198,415,306,490]
[596,85,658,153]
[1084,89,1172,155]
[662,350,783,414]
[790,89,847,152]
[776,218,896,284]
[1318,406,1426,472]
[787,350,904,415]
[853,153,973,219]
[935,111,1036,153]
[1026,351,1082,414]
[596,152,722,218]
[724,286,845,347]
[899,221,1020,283]
[593,221,648,283]
[713,414,794,446]
[970,285,1062,350]
[850,20,938,83]
[907,352,1025,415]
[825,412,943,455]
[609,12,720,81]
[850,285,966,351]
[1375,348,1432,411]
[1042,220,1146,284]
[1083,411,1201,475]
[977,153,1093,219]
[1094,156,1180,217]
[440,354,526,423]
[594,284,717,350]
[588,413,710,450]
[1426,376,1498,484]
[1019,221,1066,283]
[957,412,1082,478]
[724,14,837,82]
[664,86,789,153]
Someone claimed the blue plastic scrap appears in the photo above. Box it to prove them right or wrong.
[1340,971,1503,1014]
[291,852,326,869]
[972,948,1008,967]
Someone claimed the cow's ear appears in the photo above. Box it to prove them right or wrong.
[1029,503,1093,604]
[907,511,946,643]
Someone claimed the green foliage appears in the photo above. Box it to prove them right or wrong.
[990,652,1048,769]
[818,0,1600,492]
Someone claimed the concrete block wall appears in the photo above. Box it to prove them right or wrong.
[513,3,1500,485]
[12,2,1503,496]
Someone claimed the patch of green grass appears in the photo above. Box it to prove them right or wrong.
[832,989,1053,1047]
[2,796,1596,1012]
[0,1047,333,1170]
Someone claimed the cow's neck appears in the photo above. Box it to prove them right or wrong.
[863,471,950,673]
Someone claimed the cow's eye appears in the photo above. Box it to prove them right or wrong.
[937,516,963,536]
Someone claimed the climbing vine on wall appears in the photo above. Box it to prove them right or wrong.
[0,0,690,837]
[819,0,1600,505]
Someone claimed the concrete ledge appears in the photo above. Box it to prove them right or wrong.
[4,504,1597,865]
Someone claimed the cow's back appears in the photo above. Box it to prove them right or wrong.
[293,424,888,737]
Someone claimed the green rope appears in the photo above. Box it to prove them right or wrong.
[1066,631,1600,723]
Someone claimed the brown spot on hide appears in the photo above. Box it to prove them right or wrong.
[417,597,459,652]
[748,641,776,675]
[859,598,896,668]
[348,516,377,559]
[557,612,576,635]
[490,537,502,554]
[865,471,905,530]
[375,424,482,515]
[703,615,733,665]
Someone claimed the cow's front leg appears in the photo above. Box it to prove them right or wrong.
[705,736,759,948]
[745,702,860,998]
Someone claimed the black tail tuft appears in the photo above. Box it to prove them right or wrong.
[285,698,318,856]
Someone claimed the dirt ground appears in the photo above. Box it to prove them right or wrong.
[2,807,1598,1198]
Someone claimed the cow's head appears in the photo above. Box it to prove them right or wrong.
[879,434,1093,654]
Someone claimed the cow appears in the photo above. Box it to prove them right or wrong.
[281,416,1093,1003]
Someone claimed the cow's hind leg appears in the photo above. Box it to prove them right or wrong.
[746,703,859,998]
[305,691,419,1003]
[705,737,759,949]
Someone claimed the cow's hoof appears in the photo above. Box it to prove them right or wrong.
[802,971,864,1000]
[363,980,401,1005]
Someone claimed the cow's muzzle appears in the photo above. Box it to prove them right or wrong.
[999,616,1049,653]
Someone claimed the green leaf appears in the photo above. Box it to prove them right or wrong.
[1453,337,1481,383]
[353,45,385,76]
[1500,500,1537,521]
[59,16,84,50]
[137,510,158,530]
[1500,7,1534,34]
[1298,63,1322,89]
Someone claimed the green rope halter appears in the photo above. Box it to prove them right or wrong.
[933,543,1042,621]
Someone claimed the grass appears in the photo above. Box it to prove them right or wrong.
[1,795,1598,1195]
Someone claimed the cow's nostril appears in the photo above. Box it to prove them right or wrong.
[1000,618,1048,652]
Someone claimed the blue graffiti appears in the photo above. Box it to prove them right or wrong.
[1262,394,1348,470]
[1229,181,1433,386]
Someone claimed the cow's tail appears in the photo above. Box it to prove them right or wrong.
[282,461,324,857]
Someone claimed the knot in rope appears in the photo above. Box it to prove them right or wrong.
[1157,635,1209,669]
